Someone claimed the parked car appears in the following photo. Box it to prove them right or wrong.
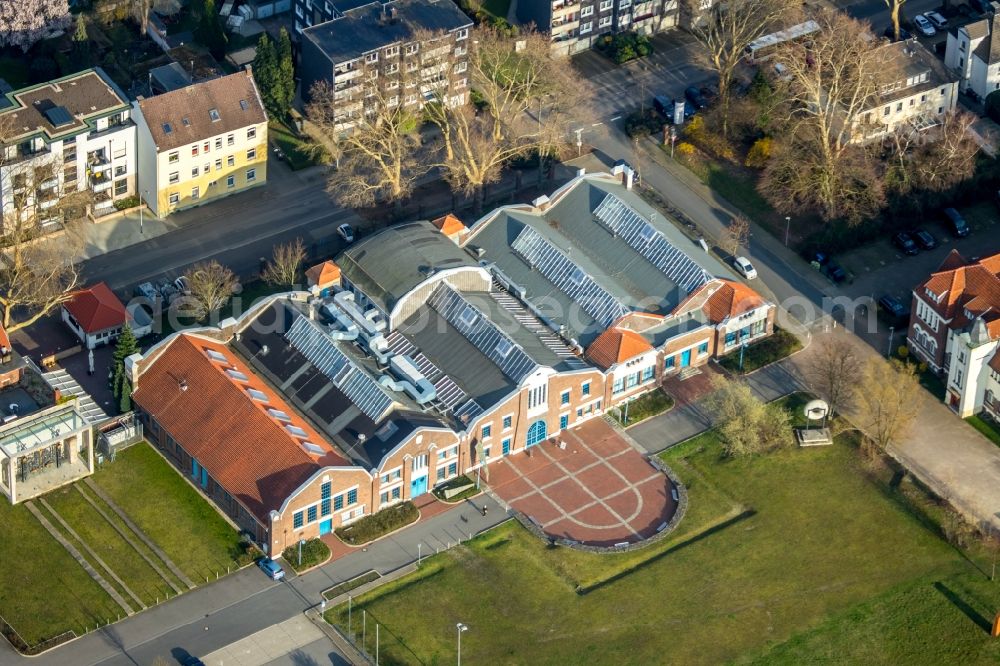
[824,262,847,283]
[257,558,285,581]
[892,231,920,256]
[174,276,191,294]
[913,14,936,37]
[134,282,161,304]
[943,207,971,237]
[878,294,909,319]
[337,223,355,244]
[733,256,758,280]
[882,25,913,41]
[911,228,938,250]
[924,11,948,28]
[684,86,708,110]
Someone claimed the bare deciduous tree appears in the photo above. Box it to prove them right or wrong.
[854,358,920,457]
[720,214,750,257]
[306,77,429,209]
[885,111,980,194]
[885,0,906,42]
[262,238,306,288]
[0,0,70,53]
[709,376,792,456]
[684,0,796,137]
[805,337,861,418]
[760,11,895,223]
[183,260,238,320]
[134,0,182,36]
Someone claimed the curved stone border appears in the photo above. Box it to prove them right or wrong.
[502,458,689,555]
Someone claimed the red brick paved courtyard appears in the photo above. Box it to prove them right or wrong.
[487,419,678,547]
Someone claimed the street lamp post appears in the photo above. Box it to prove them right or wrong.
[298,538,305,567]
[784,216,791,246]
[887,326,895,359]
[456,622,468,666]
[669,127,677,158]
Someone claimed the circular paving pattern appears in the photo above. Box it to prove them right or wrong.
[486,419,679,547]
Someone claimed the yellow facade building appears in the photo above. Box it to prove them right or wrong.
[133,70,268,217]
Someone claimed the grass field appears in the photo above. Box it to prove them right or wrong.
[967,415,1000,449]
[269,121,325,171]
[327,397,990,664]
[92,443,245,580]
[0,501,119,647]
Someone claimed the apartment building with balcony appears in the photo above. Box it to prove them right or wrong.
[0,68,136,227]
[943,3,1000,100]
[515,0,678,56]
[846,40,958,144]
[299,0,472,132]
[133,70,268,218]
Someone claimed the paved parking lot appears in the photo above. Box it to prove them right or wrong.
[488,419,678,547]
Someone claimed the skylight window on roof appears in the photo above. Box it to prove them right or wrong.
[495,338,513,359]
[374,421,399,441]
[209,108,221,121]
[267,408,291,422]
[458,305,478,327]
[226,368,249,382]
[286,424,308,438]
[302,442,325,455]
[182,117,190,126]
[247,388,268,402]
[239,99,249,111]
[162,122,172,134]
[205,348,227,362]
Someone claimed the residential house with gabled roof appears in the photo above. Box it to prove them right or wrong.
[944,4,1000,100]
[907,250,1000,418]
[133,70,268,218]
[61,281,150,349]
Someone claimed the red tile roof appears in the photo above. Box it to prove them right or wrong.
[990,350,1000,375]
[64,282,127,333]
[431,213,466,238]
[585,326,654,370]
[305,260,341,289]
[702,280,767,323]
[920,251,1000,339]
[0,324,9,352]
[132,334,347,522]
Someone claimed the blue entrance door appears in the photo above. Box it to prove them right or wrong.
[680,349,692,367]
[410,474,428,498]
[526,419,547,448]
[319,519,332,535]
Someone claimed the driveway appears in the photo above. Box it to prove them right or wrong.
[487,419,678,546]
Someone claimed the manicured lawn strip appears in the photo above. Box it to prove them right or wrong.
[282,538,331,573]
[612,388,674,427]
[336,502,419,546]
[326,411,967,664]
[432,474,479,503]
[966,415,1000,448]
[718,327,803,374]
[0,501,119,646]
[323,571,382,601]
[45,486,170,606]
[76,483,188,594]
[92,443,245,581]
[269,121,324,171]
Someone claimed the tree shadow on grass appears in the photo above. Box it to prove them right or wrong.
[933,581,992,633]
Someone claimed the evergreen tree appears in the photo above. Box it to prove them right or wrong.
[196,0,227,61]
[71,14,90,69]
[252,33,278,116]
[276,28,295,119]
[73,13,86,42]
[110,324,139,413]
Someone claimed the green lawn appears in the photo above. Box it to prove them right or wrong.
[44,485,173,606]
[718,326,803,374]
[967,415,1000,448]
[326,404,984,664]
[0,501,119,648]
[92,443,246,581]
[269,121,326,171]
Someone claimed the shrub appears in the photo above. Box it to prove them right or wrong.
[113,195,140,210]
[281,538,330,572]
[745,136,773,168]
[676,142,696,157]
[718,327,803,374]
[897,345,909,359]
[624,108,664,138]
[336,502,419,545]
[683,115,705,141]
[595,31,652,64]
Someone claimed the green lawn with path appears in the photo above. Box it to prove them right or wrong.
[92,443,246,581]
[0,501,119,647]
[327,396,989,664]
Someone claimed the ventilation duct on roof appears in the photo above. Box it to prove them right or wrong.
[322,301,359,341]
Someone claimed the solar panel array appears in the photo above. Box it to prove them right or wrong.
[593,193,711,294]
[285,315,395,422]
[427,284,537,383]
[511,225,630,329]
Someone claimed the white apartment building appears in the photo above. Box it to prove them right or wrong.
[516,0,679,56]
[943,4,1000,100]
[133,70,268,218]
[849,40,959,144]
[0,68,137,227]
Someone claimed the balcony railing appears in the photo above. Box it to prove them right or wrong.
[90,175,113,192]
[87,154,111,171]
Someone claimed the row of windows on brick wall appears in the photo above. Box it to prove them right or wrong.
[293,486,357,528]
